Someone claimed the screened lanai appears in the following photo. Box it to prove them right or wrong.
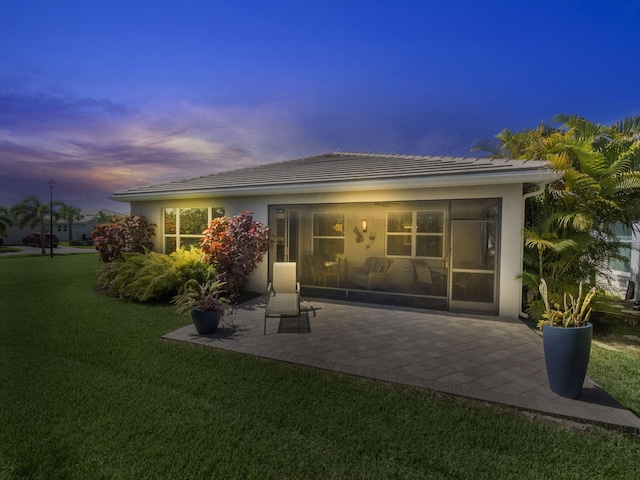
[269,198,501,314]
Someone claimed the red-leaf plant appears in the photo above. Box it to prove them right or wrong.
[199,211,271,302]
[93,214,156,263]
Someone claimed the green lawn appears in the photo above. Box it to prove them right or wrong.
[1,254,640,479]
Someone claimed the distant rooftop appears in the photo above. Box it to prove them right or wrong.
[111,151,555,201]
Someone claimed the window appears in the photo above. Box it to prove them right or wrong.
[163,207,225,254]
[312,213,344,260]
[387,211,444,258]
[609,224,632,273]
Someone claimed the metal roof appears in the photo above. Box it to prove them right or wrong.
[111,151,556,201]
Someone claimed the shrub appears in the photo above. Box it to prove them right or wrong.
[97,247,217,303]
[200,211,271,301]
[98,253,148,299]
[126,252,177,302]
[93,214,156,263]
[170,246,216,290]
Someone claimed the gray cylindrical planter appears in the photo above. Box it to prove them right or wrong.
[542,323,593,399]
[191,309,221,335]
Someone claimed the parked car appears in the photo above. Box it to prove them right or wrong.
[22,233,59,248]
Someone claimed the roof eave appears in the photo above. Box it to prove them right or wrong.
[110,168,560,203]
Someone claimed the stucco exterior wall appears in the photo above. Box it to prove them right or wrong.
[128,182,528,318]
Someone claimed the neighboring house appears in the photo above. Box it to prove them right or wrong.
[111,152,560,318]
[606,224,639,301]
[53,209,124,242]
[3,208,123,245]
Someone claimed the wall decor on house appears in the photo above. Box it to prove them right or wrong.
[353,226,364,243]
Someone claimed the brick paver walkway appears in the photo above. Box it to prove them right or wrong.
[163,297,640,434]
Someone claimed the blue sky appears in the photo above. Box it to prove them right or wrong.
[1,0,639,211]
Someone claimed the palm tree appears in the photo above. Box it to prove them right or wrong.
[94,210,116,224]
[58,204,84,242]
[10,196,61,254]
[476,114,640,309]
[0,206,12,238]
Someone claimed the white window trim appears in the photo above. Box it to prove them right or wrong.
[163,207,225,253]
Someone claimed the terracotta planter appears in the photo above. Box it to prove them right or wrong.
[191,309,221,335]
[542,323,593,398]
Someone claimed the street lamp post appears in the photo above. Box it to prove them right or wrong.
[47,180,55,258]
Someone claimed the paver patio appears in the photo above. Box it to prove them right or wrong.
[163,296,640,434]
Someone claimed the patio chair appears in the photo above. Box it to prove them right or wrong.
[411,260,436,295]
[411,259,446,296]
[304,254,327,285]
[264,262,301,334]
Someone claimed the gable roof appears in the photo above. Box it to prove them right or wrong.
[111,151,558,202]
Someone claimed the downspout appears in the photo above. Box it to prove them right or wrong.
[519,184,545,319]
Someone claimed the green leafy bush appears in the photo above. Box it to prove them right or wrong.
[170,247,215,290]
[127,252,176,302]
[97,247,216,303]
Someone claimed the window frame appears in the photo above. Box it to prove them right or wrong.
[386,210,445,259]
[311,212,345,261]
[163,207,225,253]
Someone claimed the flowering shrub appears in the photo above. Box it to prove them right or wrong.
[200,211,271,301]
[93,215,156,263]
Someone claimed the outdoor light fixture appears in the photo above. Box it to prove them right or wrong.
[47,179,55,258]
[362,220,368,233]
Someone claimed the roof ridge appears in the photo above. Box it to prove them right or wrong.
[333,151,488,161]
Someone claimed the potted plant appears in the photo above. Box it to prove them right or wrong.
[537,278,597,398]
[172,278,230,334]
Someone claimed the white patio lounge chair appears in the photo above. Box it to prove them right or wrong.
[264,262,301,334]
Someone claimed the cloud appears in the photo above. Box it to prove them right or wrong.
[0,80,325,210]
[0,77,501,211]
[0,79,131,133]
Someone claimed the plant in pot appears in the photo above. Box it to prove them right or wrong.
[172,278,230,335]
[537,278,597,398]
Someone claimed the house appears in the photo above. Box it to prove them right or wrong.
[52,209,123,242]
[606,224,639,301]
[2,208,123,246]
[111,152,561,317]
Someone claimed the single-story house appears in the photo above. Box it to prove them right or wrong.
[2,209,123,246]
[53,209,124,242]
[111,151,561,317]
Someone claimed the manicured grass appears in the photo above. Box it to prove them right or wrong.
[589,330,640,417]
[2,254,640,479]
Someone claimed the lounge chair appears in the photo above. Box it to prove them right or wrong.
[264,262,301,334]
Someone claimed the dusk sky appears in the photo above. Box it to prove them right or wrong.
[1,1,639,212]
